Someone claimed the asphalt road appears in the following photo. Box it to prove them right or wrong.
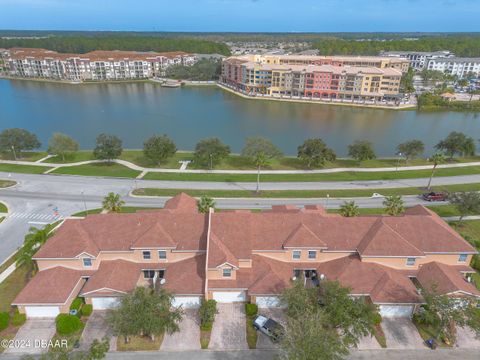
[1,349,479,360]
[0,171,458,264]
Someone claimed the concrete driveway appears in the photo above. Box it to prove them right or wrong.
[5,319,56,354]
[161,309,201,350]
[456,326,480,349]
[382,318,425,349]
[79,311,116,351]
[256,308,286,350]
[357,334,382,349]
[209,303,248,350]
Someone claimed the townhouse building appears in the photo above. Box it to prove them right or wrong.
[222,55,403,101]
[0,48,197,82]
[14,194,479,319]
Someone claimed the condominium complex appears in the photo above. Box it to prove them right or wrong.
[381,51,454,70]
[0,48,197,81]
[14,194,478,318]
[221,55,406,100]
[426,57,480,78]
[382,51,480,77]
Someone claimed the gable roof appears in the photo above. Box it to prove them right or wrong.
[132,222,177,249]
[357,218,424,257]
[283,223,327,249]
[208,233,239,268]
[417,262,480,297]
[163,193,198,213]
[13,267,91,305]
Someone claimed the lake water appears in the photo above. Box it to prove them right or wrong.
[1,79,479,156]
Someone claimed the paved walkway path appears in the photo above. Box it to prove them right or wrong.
[1,158,480,175]
[443,215,480,221]
[0,262,16,284]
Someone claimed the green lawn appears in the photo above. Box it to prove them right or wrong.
[117,334,163,351]
[142,166,480,182]
[0,264,32,313]
[0,151,48,162]
[0,180,16,188]
[0,202,7,213]
[51,163,141,178]
[0,164,51,174]
[41,150,480,170]
[132,183,480,199]
[71,206,162,217]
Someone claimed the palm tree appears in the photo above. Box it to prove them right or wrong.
[383,195,405,216]
[427,153,446,190]
[102,192,125,213]
[16,225,54,272]
[339,201,360,217]
[197,195,215,213]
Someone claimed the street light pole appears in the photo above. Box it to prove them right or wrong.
[396,152,403,172]
[81,191,88,215]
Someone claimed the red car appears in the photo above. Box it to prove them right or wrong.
[422,192,446,202]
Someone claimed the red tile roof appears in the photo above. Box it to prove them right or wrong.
[13,267,91,305]
[417,262,480,297]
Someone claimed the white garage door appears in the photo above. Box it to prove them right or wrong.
[25,306,60,318]
[256,296,281,308]
[172,296,201,309]
[212,291,246,303]
[92,297,119,310]
[379,305,414,318]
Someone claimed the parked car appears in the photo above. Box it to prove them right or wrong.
[422,192,447,202]
[253,315,285,343]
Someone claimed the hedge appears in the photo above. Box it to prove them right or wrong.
[56,314,83,335]
[70,297,84,311]
[245,303,258,317]
[0,312,9,331]
[82,304,93,317]
[11,312,26,327]
[373,312,382,325]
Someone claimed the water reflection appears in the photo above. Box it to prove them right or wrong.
[1,79,479,156]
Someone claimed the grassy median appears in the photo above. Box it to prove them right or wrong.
[142,166,480,182]
[132,183,480,199]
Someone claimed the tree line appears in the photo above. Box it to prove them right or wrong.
[1,128,478,167]
[165,58,222,81]
[312,36,480,57]
[0,36,231,56]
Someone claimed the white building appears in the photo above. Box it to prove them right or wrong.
[426,57,480,78]
[381,51,454,70]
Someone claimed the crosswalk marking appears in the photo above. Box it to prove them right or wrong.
[9,212,61,221]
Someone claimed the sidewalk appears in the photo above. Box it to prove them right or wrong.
[1,158,480,175]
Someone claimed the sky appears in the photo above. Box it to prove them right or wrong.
[0,0,479,32]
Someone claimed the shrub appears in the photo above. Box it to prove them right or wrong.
[69,297,84,311]
[199,299,217,330]
[11,312,26,327]
[0,312,9,331]
[372,312,382,325]
[245,303,258,317]
[82,304,93,317]
[56,314,83,335]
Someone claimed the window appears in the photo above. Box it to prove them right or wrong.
[292,250,301,260]
[158,250,167,260]
[458,254,468,263]
[143,270,155,279]
[406,257,416,266]
[223,268,232,277]
[142,251,151,260]
[82,258,92,267]
[308,250,317,260]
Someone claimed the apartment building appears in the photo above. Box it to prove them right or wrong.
[426,57,480,78]
[381,51,454,70]
[0,48,197,82]
[14,194,478,319]
[222,55,403,100]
